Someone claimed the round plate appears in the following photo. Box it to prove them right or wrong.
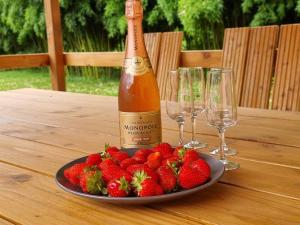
[55,153,224,205]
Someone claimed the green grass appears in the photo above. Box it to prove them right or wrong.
[0,68,120,96]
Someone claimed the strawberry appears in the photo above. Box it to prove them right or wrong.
[107,176,131,197]
[153,143,173,159]
[173,146,186,159]
[120,158,138,169]
[190,159,211,180]
[105,144,120,156]
[86,153,102,166]
[161,156,181,168]
[137,178,161,197]
[183,150,200,165]
[130,169,158,197]
[157,165,177,192]
[132,154,147,164]
[146,152,162,170]
[126,164,158,182]
[79,167,106,194]
[101,165,132,183]
[98,158,117,171]
[110,151,129,164]
[178,159,210,189]
[155,183,164,195]
[64,162,88,186]
[134,148,153,158]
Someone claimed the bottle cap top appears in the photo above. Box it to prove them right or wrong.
[126,0,143,19]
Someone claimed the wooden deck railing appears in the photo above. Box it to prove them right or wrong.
[0,51,222,68]
[0,50,222,84]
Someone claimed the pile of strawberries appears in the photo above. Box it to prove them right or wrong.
[64,143,211,197]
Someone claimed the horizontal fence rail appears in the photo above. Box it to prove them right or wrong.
[64,52,125,67]
[0,54,49,69]
[180,50,222,68]
[0,50,223,69]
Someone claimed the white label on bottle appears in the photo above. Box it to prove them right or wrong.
[119,110,161,148]
[124,56,152,76]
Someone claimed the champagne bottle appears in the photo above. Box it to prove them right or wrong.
[118,0,162,153]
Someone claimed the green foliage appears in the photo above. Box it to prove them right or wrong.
[295,0,300,14]
[0,0,45,53]
[178,0,224,49]
[242,0,300,26]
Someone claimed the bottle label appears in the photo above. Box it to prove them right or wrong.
[124,56,151,76]
[119,110,162,148]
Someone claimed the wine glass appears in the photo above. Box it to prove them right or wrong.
[206,68,239,170]
[207,68,238,156]
[166,69,193,145]
[184,67,208,149]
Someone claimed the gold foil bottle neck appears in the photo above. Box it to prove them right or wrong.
[126,0,143,19]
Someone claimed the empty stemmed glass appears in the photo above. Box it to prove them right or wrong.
[206,68,239,170]
[166,69,193,145]
[207,68,237,156]
[184,67,208,149]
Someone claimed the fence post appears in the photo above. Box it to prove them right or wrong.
[44,0,65,91]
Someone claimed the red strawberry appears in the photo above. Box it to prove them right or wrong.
[98,158,117,171]
[162,156,181,167]
[173,146,186,159]
[105,144,120,156]
[157,165,177,192]
[134,148,153,158]
[183,150,200,165]
[153,143,173,159]
[120,158,138,169]
[190,159,211,180]
[138,179,160,197]
[178,160,210,189]
[132,154,147,164]
[126,164,158,182]
[107,176,131,197]
[86,153,102,166]
[79,168,105,194]
[146,152,162,170]
[110,151,129,164]
[64,163,88,186]
[155,183,164,195]
[102,165,132,183]
[130,169,159,197]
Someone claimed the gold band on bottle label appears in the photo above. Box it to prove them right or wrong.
[119,110,162,148]
[124,56,151,76]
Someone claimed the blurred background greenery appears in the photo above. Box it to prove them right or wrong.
[0,0,300,95]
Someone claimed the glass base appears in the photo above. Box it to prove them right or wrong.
[220,159,240,171]
[209,146,237,156]
[184,140,208,149]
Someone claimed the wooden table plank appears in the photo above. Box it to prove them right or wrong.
[0,218,14,225]
[6,88,300,121]
[153,183,300,225]
[0,163,197,225]
[0,93,299,148]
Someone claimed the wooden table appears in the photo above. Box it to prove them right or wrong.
[0,88,299,225]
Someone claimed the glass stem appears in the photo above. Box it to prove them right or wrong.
[191,112,197,142]
[218,128,226,161]
[178,120,184,146]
